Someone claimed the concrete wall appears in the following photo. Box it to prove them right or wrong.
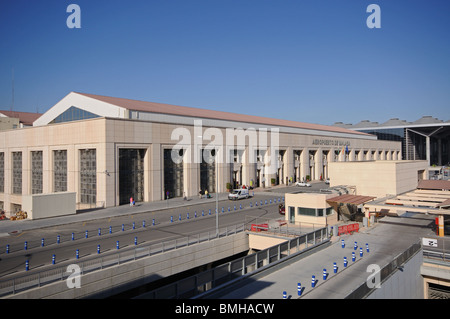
[328,160,428,198]
[22,192,76,219]
[248,233,288,250]
[5,232,249,299]
[366,248,424,299]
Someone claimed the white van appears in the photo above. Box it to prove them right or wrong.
[228,188,249,200]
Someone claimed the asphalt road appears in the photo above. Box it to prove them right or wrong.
[0,182,329,280]
[0,194,284,279]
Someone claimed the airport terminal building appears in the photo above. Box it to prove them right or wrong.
[0,92,401,213]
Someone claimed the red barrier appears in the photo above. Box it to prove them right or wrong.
[338,223,359,236]
[251,223,269,232]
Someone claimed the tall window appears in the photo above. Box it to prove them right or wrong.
[80,149,97,204]
[12,152,22,194]
[31,151,43,194]
[54,150,67,192]
[0,152,4,193]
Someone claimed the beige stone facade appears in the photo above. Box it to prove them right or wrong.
[0,92,402,214]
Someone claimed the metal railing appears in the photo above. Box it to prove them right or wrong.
[141,227,329,299]
[422,236,450,265]
[0,223,246,297]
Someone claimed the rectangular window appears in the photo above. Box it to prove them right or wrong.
[80,149,97,204]
[297,207,316,216]
[12,152,22,194]
[326,207,333,215]
[31,151,43,194]
[54,150,67,192]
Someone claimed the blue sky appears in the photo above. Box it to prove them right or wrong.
[0,0,449,125]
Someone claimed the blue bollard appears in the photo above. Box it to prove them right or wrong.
[344,256,348,267]
[341,239,345,248]
[76,249,79,259]
[142,220,146,228]
[195,212,197,218]
[222,207,224,213]
[134,237,138,245]
[52,254,56,265]
[24,241,28,250]
[250,202,253,207]
[260,200,263,206]
[239,204,242,209]
[85,230,88,238]
[97,245,101,254]
[209,209,211,215]
[202,210,204,216]
[133,222,135,230]
[116,241,120,250]
[98,228,101,236]
[234,205,236,211]
[122,224,125,231]
[334,262,337,273]
[57,235,60,244]
[255,201,258,206]
[109,226,113,234]
[41,238,45,247]
[72,233,75,241]
[354,241,357,250]
[270,199,272,204]
[152,219,155,226]
[6,244,9,254]
[171,216,173,223]
[298,283,302,296]
[366,243,369,253]
[352,251,356,262]
[283,291,287,299]
[179,214,182,221]
[265,200,268,205]
[187,213,190,220]
[311,275,316,288]
[323,268,327,280]
[25,260,29,271]
[360,247,363,258]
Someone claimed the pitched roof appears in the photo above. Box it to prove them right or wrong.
[0,110,42,126]
[75,92,371,136]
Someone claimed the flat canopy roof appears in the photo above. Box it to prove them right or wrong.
[417,180,450,191]
[326,194,376,205]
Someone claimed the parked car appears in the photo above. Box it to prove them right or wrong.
[325,178,330,185]
[228,188,250,200]
[279,204,285,215]
[295,181,311,187]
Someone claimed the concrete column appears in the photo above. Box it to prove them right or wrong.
[300,147,309,181]
[285,147,294,185]
[315,149,323,180]
[426,136,431,165]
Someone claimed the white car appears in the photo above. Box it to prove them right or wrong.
[228,188,250,200]
[295,181,311,187]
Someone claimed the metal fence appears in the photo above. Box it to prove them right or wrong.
[142,227,329,299]
[422,236,450,265]
[0,223,246,297]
